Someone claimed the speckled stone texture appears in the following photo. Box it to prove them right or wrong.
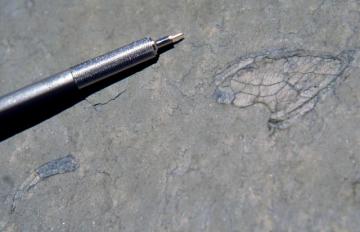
[1,0,360,231]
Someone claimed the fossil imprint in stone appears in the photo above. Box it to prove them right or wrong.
[10,154,79,213]
[214,49,355,129]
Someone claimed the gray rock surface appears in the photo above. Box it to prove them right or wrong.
[1,0,360,231]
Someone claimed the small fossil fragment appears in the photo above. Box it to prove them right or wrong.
[11,154,79,213]
[214,49,354,129]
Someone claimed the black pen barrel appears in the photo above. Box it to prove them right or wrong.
[0,71,76,119]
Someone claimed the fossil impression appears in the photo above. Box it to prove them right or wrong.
[11,154,79,213]
[214,49,354,129]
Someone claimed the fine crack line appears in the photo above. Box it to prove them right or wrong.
[86,89,127,110]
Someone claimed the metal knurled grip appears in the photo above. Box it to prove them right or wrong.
[71,38,158,89]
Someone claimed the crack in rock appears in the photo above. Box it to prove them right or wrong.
[214,49,355,130]
[86,89,127,110]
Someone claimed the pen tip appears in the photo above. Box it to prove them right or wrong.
[155,33,184,49]
[169,33,184,43]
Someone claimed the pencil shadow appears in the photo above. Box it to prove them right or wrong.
[0,45,174,142]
